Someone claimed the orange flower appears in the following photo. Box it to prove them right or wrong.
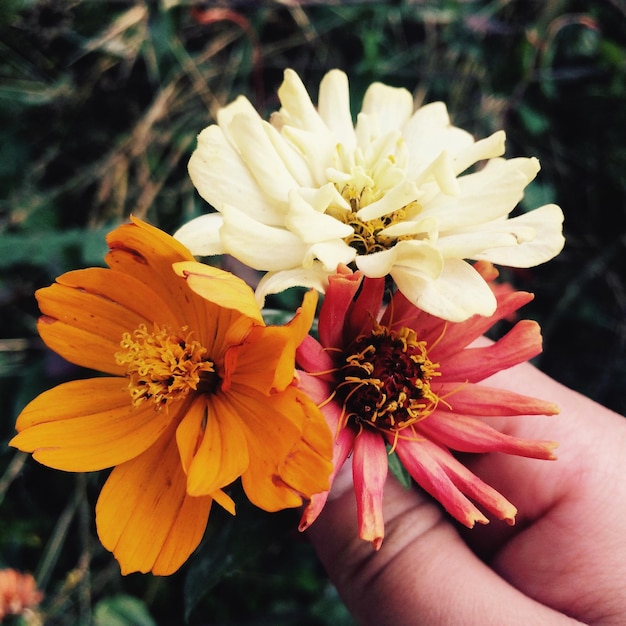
[11,218,332,575]
[0,569,42,621]
[297,263,558,549]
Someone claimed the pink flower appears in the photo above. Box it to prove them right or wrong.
[0,569,43,621]
[297,262,558,549]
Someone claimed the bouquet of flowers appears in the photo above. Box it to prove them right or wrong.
[11,69,564,578]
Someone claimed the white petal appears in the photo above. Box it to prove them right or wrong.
[174,214,225,257]
[379,216,438,239]
[473,204,565,267]
[220,205,306,271]
[188,125,283,226]
[318,69,356,150]
[216,95,261,139]
[281,126,335,186]
[424,161,540,231]
[451,130,506,175]
[276,68,330,136]
[255,265,331,306]
[263,122,316,188]
[304,239,356,271]
[361,82,414,134]
[286,190,353,243]
[403,101,474,174]
[392,258,497,322]
[227,113,299,205]
[298,183,350,213]
[356,179,421,221]
[413,149,460,196]
[355,239,443,279]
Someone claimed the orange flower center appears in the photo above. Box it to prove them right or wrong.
[115,324,217,409]
[339,323,441,433]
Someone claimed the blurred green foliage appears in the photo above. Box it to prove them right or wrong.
[1,0,625,624]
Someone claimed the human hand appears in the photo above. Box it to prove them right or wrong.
[306,357,626,625]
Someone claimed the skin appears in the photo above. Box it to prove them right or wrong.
[306,356,626,625]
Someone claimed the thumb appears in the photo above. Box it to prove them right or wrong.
[306,468,580,626]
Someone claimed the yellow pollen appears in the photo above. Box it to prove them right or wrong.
[115,323,216,409]
[339,322,441,434]
[330,183,422,255]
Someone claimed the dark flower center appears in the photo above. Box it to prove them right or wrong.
[339,323,441,433]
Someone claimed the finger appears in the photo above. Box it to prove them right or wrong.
[307,471,578,626]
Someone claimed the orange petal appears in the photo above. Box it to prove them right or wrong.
[229,384,307,511]
[224,290,318,394]
[173,260,264,323]
[96,423,212,575]
[35,269,177,374]
[105,219,204,331]
[176,395,250,496]
[11,378,174,471]
[276,389,333,498]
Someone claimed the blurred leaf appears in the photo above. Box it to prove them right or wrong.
[183,498,285,621]
[0,227,112,269]
[387,450,411,489]
[93,594,156,626]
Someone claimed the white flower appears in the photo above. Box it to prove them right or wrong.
[177,68,565,322]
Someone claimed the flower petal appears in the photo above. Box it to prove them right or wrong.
[219,205,307,271]
[439,320,544,382]
[436,383,560,416]
[177,396,250,496]
[255,265,331,306]
[226,290,317,393]
[353,429,388,549]
[173,260,264,323]
[173,213,226,257]
[188,122,284,226]
[96,423,212,575]
[11,378,173,471]
[318,69,356,150]
[417,412,557,459]
[473,204,565,267]
[395,436,489,528]
[361,81,414,135]
[392,257,497,322]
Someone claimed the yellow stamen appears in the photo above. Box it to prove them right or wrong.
[115,324,216,409]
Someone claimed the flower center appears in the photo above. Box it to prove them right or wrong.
[338,323,441,434]
[115,324,217,409]
[330,183,422,255]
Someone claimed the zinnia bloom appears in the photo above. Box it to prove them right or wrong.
[11,218,332,575]
[296,262,558,549]
[0,569,43,621]
[177,68,565,322]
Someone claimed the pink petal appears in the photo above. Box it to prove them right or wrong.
[430,290,535,361]
[436,383,560,416]
[353,429,388,549]
[296,335,336,381]
[345,276,386,342]
[394,436,489,528]
[417,438,518,524]
[417,412,557,459]
[319,266,363,348]
[439,320,543,383]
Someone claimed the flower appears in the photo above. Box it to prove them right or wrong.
[296,262,558,549]
[0,569,43,622]
[10,217,332,575]
[177,68,565,322]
